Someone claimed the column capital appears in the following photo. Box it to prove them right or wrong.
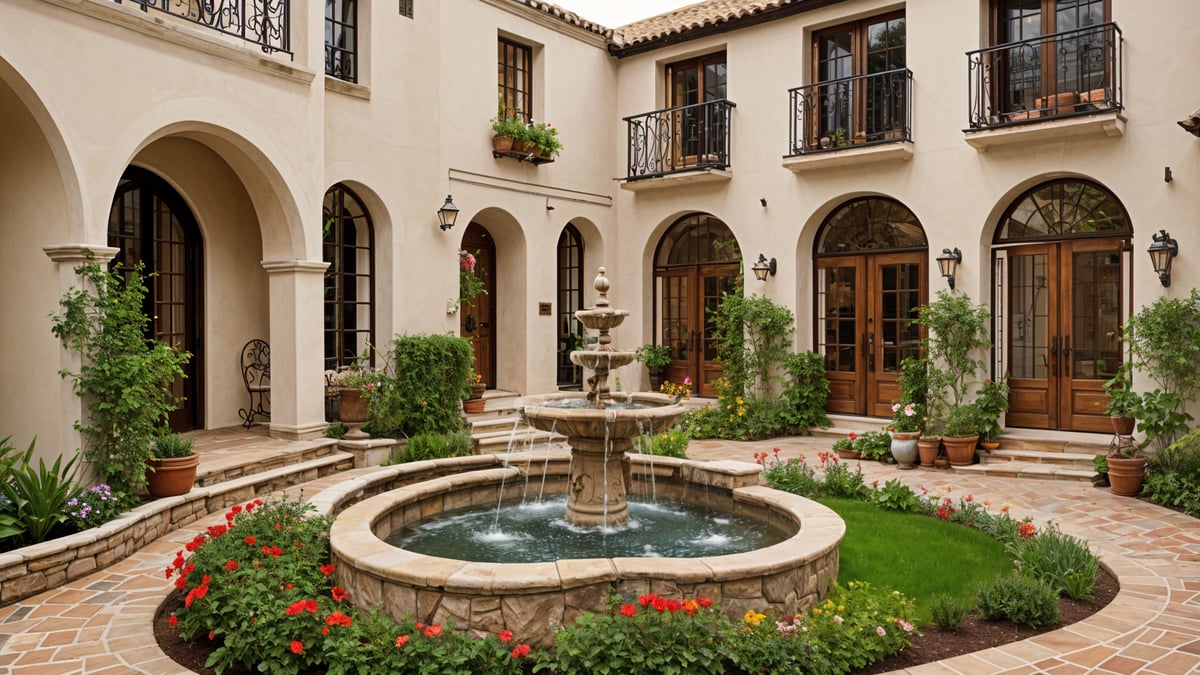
[43,245,119,264]
[261,259,329,275]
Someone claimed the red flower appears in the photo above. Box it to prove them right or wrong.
[321,627,329,635]
[225,560,239,571]
[331,587,347,602]
[498,629,513,642]
[395,635,409,648]
[168,614,178,627]
[325,611,352,627]
[424,624,442,638]
[696,597,713,608]
[207,524,227,538]
[651,596,669,613]
[511,644,531,659]
[172,552,185,569]
[174,575,188,590]
[244,535,257,546]
[415,622,425,631]
[848,432,857,441]
[320,564,336,577]
[208,630,215,640]
[286,583,294,590]
[620,603,637,617]
[290,641,303,655]
[637,594,655,607]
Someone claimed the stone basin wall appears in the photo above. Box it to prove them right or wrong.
[325,454,844,647]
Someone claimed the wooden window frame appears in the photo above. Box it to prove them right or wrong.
[399,0,414,19]
[498,37,533,123]
[323,184,376,372]
[325,0,358,82]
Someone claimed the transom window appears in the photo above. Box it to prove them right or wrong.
[996,179,1130,242]
[816,198,926,255]
[498,37,533,122]
[655,214,741,267]
[325,0,358,82]
[323,184,375,370]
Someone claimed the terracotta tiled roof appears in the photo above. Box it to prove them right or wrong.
[505,0,615,38]
[617,0,800,46]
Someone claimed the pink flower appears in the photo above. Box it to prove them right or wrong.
[683,376,691,385]
[833,615,843,624]
[876,626,887,637]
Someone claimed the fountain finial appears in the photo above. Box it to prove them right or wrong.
[593,267,610,308]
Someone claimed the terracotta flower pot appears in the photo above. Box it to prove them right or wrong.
[492,134,515,153]
[1111,416,1135,436]
[917,437,940,468]
[1107,455,1147,496]
[463,397,486,414]
[145,454,199,498]
[942,435,979,466]
[338,388,370,439]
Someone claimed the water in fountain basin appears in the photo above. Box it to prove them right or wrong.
[386,496,788,563]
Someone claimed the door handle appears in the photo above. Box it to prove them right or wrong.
[1050,336,1058,377]
[1062,335,1071,378]
[867,331,876,373]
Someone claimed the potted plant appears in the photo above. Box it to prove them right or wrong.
[888,402,920,469]
[832,432,859,460]
[146,432,197,498]
[525,121,562,159]
[900,356,940,467]
[1103,363,1139,436]
[490,106,528,154]
[1106,439,1146,496]
[635,343,672,390]
[330,367,380,439]
[463,372,487,414]
[917,291,991,467]
[975,376,1010,450]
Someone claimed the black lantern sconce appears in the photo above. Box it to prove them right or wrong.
[437,195,459,231]
[1147,229,1178,287]
[751,254,777,282]
[937,247,962,290]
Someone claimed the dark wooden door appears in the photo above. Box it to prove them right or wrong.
[460,223,496,387]
[659,265,736,397]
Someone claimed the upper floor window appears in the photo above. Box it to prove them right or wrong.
[325,0,358,82]
[399,0,414,19]
[667,52,727,161]
[811,13,906,143]
[498,37,533,122]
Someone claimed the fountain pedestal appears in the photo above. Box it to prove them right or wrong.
[565,436,633,527]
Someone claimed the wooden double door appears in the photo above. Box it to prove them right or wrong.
[1003,238,1126,433]
[818,252,925,416]
[658,264,737,398]
[460,223,496,387]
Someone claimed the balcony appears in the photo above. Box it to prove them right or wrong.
[620,99,735,191]
[965,23,1123,151]
[121,0,291,54]
[782,68,913,173]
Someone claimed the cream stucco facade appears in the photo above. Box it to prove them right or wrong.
[1,0,1196,465]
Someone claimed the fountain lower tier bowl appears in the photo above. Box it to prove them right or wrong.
[521,391,685,439]
[326,452,844,648]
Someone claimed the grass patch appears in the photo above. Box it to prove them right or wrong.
[819,497,1014,624]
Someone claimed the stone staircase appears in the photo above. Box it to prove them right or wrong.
[821,415,1111,483]
[466,390,567,454]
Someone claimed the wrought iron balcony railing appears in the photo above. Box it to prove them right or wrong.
[120,0,290,54]
[623,99,736,181]
[787,68,912,156]
[967,22,1121,130]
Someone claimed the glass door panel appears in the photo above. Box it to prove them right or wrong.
[817,258,863,414]
[660,270,691,388]
[1061,240,1124,431]
[869,254,924,416]
[1005,248,1055,429]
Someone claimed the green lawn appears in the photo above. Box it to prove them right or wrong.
[819,497,1015,624]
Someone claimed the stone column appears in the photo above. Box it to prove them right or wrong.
[262,260,330,440]
[42,244,119,484]
[565,436,633,528]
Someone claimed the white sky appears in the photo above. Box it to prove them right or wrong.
[550,0,700,27]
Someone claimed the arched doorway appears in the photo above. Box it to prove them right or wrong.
[556,224,584,388]
[653,214,741,397]
[322,184,375,370]
[461,222,497,387]
[814,197,927,417]
[108,166,204,431]
[994,179,1131,433]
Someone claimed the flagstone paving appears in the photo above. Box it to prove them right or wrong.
[1,431,1198,673]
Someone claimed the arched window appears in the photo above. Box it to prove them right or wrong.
[996,179,1130,241]
[556,225,584,387]
[322,184,374,370]
[816,198,927,256]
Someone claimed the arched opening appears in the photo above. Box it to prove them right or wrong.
[814,197,927,417]
[108,166,205,430]
[652,214,741,397]
[322,184,375,370]
[994,178,1132,433]
[461,222,497,388]
[556,224,584,388]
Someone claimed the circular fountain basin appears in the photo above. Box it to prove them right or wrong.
[327,453,844,647]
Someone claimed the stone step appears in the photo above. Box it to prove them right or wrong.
[474,428,566,454]
[470,414,527,435]
[983,448,1099,469]
[193,434,342,488]
[951,460,1094,482]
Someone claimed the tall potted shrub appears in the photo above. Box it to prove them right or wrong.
[146,432,197,498]
[635,344,672,391]
[51,261,190,504]
[899,356,939,467]
[1103,363,1139,436]
[917,291,991,466]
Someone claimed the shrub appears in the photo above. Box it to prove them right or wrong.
[759,452,822,497]
[1121,289,1200,453]
[1145,427,1200,516]
[365,334,473,438]
[928,593,973,631]
[819,453,870,500]
[51,262,190,502]
[975,574,1060,628]
[152,432,194,459]
[855,430,892,463]
[388,431,474,464]
[635,429,690,458]
[871,479,921,513]
[1008,525,1100,601]
[0,439,80,545]
[779,351,832,431]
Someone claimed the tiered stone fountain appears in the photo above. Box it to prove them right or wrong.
[521,267,684,527]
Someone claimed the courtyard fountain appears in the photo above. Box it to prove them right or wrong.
[326,267,845,645]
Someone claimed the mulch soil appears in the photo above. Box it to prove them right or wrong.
[155,567,1119,674]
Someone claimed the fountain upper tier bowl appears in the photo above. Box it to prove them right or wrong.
[521,391,685,439]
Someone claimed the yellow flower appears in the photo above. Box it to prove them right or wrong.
[742,610,765,626]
